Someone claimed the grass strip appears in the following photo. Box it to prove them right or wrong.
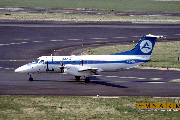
[0,0,180,12]
[0,12,180,22]
[0,96,180,119]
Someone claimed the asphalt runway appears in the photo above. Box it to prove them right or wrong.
[0,21,180,96]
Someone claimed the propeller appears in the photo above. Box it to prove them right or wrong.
[59,61,64,73]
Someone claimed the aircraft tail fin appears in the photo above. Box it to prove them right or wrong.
[110,34,163,55]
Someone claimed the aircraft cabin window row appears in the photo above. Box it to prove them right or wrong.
[41,61,111,64]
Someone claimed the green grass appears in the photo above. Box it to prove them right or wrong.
[0,0,180,12]
[82,41,180,69]
[143,41,180,68]
[0,0,179,22]
[0,96,180,119]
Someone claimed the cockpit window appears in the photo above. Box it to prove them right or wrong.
[33,59,40,63]
[33,59,44,64]
[39,60,44,64]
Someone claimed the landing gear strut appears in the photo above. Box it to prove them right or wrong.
[29,74,33,81]
[85,77,90,83]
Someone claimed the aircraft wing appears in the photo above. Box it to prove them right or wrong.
[78,66,98,72]
[64,65,99,77]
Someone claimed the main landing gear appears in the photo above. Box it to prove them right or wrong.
[75,76,81,80]
[75,76,90,83]
[85,77,90,83]
[29,73,33,81]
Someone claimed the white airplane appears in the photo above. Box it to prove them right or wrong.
[15,34,163,83]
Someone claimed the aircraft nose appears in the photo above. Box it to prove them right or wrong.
[15,68,19,72]
[15,65,30,73]
[15,67,24,72]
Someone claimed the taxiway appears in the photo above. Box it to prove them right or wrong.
[0,21,180,96]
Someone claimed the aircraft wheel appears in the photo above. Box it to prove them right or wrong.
[29,78,33,81]
[75,76,81,80]
[85,77,90,83]
[29,75,33,81]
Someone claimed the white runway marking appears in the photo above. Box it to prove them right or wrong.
[9,43,17,45]
[50,40,64,42]
[136,78,146,80]
[119,77,137,79]
[4,68,15,70]
[14,39,29,40]
[105,76,119,78]
[68,39,82,41]
[92,41,109,43]
[170,79,180,82]
[21,42,28,44]
[33,41,44,43]
[150,78,163,80]
[113,37,127,39]
[132,36,141,37]
[10,43,21,45]
[91,38,108,40]
[0,44,10,46]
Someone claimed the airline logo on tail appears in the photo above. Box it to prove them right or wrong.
[140,40,152,53]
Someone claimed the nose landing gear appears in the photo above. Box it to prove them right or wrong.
[28,73,33,81]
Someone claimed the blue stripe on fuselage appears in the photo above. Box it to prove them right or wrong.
[44,59,150,65]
